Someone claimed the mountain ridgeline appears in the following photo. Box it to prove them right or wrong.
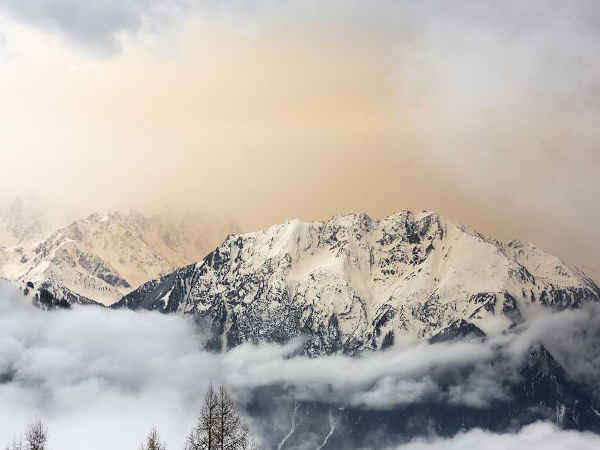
[112,210,599,354]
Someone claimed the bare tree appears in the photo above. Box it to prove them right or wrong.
[186,384,256,450]
[214,385,248,450]
[186,384,219,450]
[139,427,166,450]
[24,421,47,450]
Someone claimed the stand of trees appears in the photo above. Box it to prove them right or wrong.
[4,384,258,450]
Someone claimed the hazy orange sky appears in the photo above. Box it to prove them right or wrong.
[0,1,599,278]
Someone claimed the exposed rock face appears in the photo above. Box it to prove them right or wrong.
[1,210,238,305]
[113,211,600,355]
[429,319,486,343]
[30,285,104,310]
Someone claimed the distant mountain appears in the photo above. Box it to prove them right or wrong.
[113,210,600,354]
[0,196,56,246]
[0,209,238,305]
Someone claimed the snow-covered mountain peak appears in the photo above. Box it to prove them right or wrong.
[114,210,599,355]
[0,209,239,305]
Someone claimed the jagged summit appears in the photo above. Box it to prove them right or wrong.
[0,209,238,305]
[112,210,600,355]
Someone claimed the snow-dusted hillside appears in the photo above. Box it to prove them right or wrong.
[113,211,600,354]
[0,210,238,305]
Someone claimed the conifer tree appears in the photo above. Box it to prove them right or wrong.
[186,384,219,450]
[24,421,47,450]
[214,385,249,450]
[139,427,166,450]
[186,384,253,450]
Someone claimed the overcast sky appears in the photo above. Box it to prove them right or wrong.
[0,1,598,278]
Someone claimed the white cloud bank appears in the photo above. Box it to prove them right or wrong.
[1,282,599,449]
[392,422,600,450]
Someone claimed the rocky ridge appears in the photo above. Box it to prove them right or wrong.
[112,210,600,355]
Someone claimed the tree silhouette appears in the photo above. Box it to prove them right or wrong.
[215,385,248,450]
[186,384,219,450]
[186,384,252,450]
[139,427,166,450]
[24,421,47,450]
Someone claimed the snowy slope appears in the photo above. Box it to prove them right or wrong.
[114,211,600,354]
[1,210,238,305]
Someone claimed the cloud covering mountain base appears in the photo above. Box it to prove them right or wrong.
[1,283,600,449]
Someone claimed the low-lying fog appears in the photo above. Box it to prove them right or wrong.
[1,283,599,449]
